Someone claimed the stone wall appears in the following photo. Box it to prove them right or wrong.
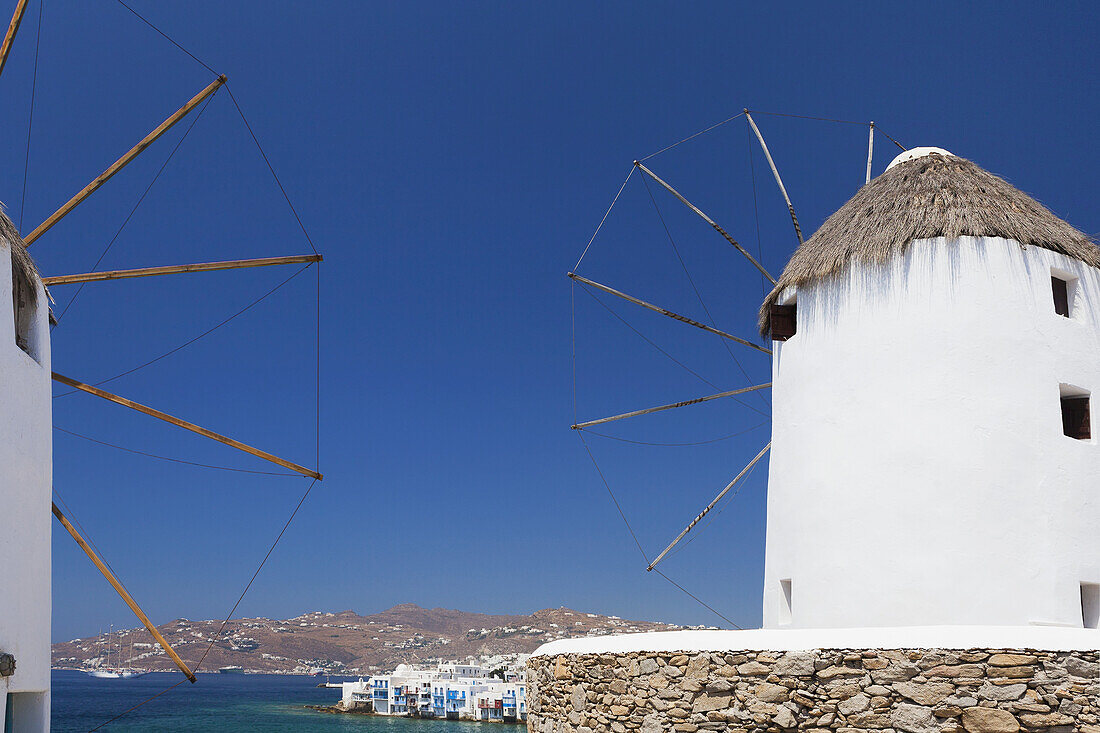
[527,648,1099,733]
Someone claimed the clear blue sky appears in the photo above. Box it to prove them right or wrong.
[0,2,1095,642]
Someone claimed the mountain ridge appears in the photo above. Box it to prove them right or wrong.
[52,603,693,675]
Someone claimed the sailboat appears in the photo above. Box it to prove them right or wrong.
[87,627,149,680]
[86,627,120,679]
[118,634,149,679]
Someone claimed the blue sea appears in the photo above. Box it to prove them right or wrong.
[52,671,512,732]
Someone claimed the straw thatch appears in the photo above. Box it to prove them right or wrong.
[759,153,1098,335]
[0,203,39,305]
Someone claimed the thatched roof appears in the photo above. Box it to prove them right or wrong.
[0,203,39,304]
[759,152,1098,335]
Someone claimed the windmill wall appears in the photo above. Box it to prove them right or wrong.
[526,634,1100,732]
[0,241,52,731]
[763,236,1100,630]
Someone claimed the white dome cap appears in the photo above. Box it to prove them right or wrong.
[886,146,954,171]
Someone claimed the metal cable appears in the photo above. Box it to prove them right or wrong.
[873,125,907,152]
[578,279,770,420]
[194,477,320,670]
[225,85,318,256]
[53,263,314,398]
[87,679,187,732]
[576,432,741,629]
[54,425,303,477]
[639,172,769,408]
[18,0,43,231]
[576,419,768,447]
[663,457,763,561]
[573,165,634,271]
[651,568,740,629]
[639,111,746,162]
[745,109,868,126]
[113,0,217,75]
[746,117,767,297]
[55,90,217,325]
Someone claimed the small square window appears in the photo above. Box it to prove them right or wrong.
[771,304,796,341]
[1051,269,1079,318]
[1081,583,1099,629]
[778,579,793,626]
[1052,276,1070,316]
[1060,385,1091,440]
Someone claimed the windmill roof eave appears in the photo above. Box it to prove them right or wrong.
[758,153,1098,335]
[0,206,41,305]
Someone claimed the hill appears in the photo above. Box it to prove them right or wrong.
[52,604,690,675]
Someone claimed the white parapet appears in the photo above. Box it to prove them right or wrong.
[530,625,1100,657]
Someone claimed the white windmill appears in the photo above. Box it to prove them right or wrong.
[0,2,323,729]
[570,114,1099,638]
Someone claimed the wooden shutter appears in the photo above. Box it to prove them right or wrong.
[770,304,797,341]
[1052,276,1070,317]
[1061,396,1090,440]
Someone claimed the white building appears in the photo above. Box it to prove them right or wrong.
[0,216,52,730]
[760,147,1100,630]
[344,659,526,721]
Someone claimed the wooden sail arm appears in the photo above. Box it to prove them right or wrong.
[866,122,875,185]
[633,161,776,285]
[0,0,27,80]
[51,372,323,480]
[42,254,322,286]
[52,502,197,683]
[572,383,771,429]
[24,75,227,247]
[568,272,772,356]
[646,442,772,572]
[744,111,804,245]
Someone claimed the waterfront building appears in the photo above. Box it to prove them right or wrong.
[342,658,526,721]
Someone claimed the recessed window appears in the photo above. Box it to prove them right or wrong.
[11,253,35,358]
[1051,269,1078,318]
[1081,583,1099,629]
[1060,385,1091,441]
[771,304,796,341]
[778,579,793,626]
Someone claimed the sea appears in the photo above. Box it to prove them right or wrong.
[52,671,512,732]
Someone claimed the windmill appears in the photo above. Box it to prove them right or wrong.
[0,2,322,729]
[571,108,1100,636]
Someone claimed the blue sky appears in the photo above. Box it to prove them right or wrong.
[0,1,1095,642]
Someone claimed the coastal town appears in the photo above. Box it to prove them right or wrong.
[326,657,529,722]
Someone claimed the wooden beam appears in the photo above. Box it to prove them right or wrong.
[52,502,197,683]
[634,161,776,285]
[866,122,875,185]
[572,383,771,429]
[24,75,227,247]
[0,0,28,80]
[745,111,804,245]
[647,442,771,572]
[42,254,322,286]
[52,372,322,480]
[568,272,771,356]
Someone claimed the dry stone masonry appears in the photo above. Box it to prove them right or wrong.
[527,648,1099,732]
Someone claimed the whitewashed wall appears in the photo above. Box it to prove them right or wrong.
[763,236,1100,629]
[0,245,52,732]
